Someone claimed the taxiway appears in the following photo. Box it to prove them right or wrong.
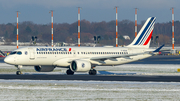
[0,74,180,82]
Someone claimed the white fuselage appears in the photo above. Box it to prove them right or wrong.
[4,46,153,68]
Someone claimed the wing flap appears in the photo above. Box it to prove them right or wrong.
[90,53,143,61]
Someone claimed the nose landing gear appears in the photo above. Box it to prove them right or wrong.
[15,65,23,75]
[16,71,22,75]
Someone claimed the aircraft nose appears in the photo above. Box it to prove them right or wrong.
[4,56,15,65]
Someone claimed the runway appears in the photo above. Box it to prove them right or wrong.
[0,74,180,82]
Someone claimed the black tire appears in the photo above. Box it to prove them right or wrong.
[89,69,97,75]
[16,71,22,75]
[92,69,97,75]
[66,69,74,75]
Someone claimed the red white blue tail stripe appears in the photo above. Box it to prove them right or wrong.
[134,17,155,45]
[128,17,156,48]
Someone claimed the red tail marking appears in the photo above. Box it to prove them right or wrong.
[143,30,153,45]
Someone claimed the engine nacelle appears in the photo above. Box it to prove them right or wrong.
[34,65,55,72]
[70,60,91,72]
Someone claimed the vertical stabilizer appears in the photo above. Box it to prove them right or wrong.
[127,17,156,48]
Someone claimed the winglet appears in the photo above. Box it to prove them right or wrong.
[153,44,165,52]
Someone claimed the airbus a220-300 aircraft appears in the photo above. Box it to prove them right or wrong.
[4,17,164,75]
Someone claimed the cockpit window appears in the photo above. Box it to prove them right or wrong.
[9,51,17,55]
[9,51,22,55]
[17,51,22,55]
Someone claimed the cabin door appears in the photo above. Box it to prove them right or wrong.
[29,48,35,60]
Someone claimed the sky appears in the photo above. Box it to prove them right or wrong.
[0,0,179,24]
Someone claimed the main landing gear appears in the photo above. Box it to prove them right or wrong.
[15,65,23,75]
[66,69,97,75]
[89,69,97,75]
[66,69,74,75]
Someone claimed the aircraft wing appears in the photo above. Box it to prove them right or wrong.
[90,44,165,62]
[90,53,144,61]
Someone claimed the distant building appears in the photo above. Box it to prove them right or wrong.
[123,35,130,40]
[0,37,5,42]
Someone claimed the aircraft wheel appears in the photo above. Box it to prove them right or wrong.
[89,69,97,75]
[66,69,74,75]
[16,71,22,75]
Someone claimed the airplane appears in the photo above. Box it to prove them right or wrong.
[4,17,163,75]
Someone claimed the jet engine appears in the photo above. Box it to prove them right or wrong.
[34,66,55,72]
[70,60,91,72]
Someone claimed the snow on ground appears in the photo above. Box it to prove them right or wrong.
[96,64,180,75]
[0,80,180,100]
[97,64,180,73]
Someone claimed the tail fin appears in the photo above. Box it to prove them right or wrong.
[127,17,156,48]
[0,50,6,57]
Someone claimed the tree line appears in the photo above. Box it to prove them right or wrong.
[0,19,179,46]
